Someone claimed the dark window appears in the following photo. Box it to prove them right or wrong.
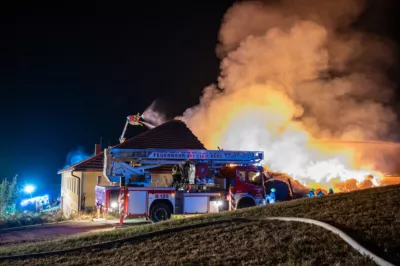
[248,171,262,186]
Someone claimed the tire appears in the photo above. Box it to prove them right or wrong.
[150,202,172,222]
[237,198,255,209]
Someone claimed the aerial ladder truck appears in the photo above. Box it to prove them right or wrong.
[96,147,267,222]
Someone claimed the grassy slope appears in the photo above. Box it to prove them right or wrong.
[0,185,399,265]
[1,221,374,266]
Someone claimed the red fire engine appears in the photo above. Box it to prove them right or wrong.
[95,148,266,222]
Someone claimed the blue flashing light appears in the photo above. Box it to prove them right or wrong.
[24,185,35,194]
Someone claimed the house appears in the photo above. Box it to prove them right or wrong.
[58,120,205,217]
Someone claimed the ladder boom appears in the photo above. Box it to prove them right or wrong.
[108,148,263,162]
[104,148,264,184]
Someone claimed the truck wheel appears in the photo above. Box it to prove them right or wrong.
[150,203,172,222]
[237,198,255,209]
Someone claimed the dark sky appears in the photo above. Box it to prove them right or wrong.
[0,0,399,189]
[0,0,235,188]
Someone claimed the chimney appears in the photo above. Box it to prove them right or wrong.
[95,144,101,155]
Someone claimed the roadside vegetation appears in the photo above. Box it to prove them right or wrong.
[0,176,19,218]
[0,184,399,265]
[72,209,120,221]
[0,176,63,230]
[0,211,64,230]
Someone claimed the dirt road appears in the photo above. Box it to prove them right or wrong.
[0,219,148,245]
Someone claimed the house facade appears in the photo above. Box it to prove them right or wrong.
[58,145,110,218]
[58,120,205,217]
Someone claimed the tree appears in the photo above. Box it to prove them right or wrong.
[0,175,19,217]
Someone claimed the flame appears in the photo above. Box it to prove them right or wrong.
[216,109,389,192]
[182,84,399,192]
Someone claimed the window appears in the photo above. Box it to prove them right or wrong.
[68,178,76,194]
[248,171,262,186]
[97,176,102,185]
[237,171,246,182]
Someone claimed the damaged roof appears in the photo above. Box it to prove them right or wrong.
[58,120,205,174]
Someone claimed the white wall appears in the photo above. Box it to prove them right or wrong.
[60,172,82,218]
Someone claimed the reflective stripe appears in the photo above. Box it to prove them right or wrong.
[229,190,236,210]
[119,188,125,216]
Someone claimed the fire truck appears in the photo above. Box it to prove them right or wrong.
[95,147,266,222]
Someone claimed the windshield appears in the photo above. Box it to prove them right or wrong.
[248,170,262,186]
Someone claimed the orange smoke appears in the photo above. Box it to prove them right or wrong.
[180,0,400,192]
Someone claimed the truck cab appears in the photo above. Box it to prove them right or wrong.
[219,165,265,209]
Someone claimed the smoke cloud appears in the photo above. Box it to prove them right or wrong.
[180,0,399,188]
[142,99,168,127]
[64,146,91,168]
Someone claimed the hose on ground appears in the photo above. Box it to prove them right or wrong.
[247,217,394,266]
[0,216,394,266]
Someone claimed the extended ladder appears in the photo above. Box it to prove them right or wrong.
[104,148,264,184]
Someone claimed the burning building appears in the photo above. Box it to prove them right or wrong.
[179,0,400,192]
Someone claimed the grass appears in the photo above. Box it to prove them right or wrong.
[0,184,399,265]
[70,209,119,221]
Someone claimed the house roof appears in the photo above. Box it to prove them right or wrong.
[58,152,105,174]
[58,120,205,174]
[117,119,205,149]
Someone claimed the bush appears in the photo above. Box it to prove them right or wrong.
[0,211,67,230]
[0,175,19,218]
[0,175,66,230]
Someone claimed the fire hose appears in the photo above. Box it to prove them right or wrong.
[248,217,394,266]
[0,217,394,266]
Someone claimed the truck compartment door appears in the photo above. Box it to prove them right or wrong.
[128,191,147,215]
[184,196,208,214]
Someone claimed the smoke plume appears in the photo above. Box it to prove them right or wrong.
[142,99,168,127]
[64,146,91,168]
[180,0,399,188]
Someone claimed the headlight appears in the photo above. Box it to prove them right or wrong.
[111,202,118,209]
[214,201,223,207]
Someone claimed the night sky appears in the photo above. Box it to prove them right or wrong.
[0,0,399,190]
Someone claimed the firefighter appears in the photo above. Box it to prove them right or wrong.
[172,165,181,189]
[316,189,325,196]
[266,188,276,204]
[306,188,315,197]
[269,188,276,203]
[329,188,334,194]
